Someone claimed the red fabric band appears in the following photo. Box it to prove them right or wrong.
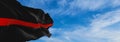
[0,18,53,29]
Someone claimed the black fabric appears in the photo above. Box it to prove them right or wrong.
[0,0,53,42]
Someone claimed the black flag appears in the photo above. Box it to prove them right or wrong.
[0,0,53,42]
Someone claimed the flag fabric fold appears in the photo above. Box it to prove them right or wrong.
[0,0,53,41]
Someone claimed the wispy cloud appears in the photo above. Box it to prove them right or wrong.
[90,9,120,32]
[70,0,106,10]
[19,0,120,16]
[29,9,120,42]
[18,0,120,42]
[110,0,120,7]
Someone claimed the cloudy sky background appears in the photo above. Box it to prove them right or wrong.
[18,0,120,42]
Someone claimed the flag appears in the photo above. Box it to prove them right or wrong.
[0,0,53,42]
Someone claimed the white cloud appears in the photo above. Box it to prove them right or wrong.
[47,0,120,16]
[21,0,120,42]
[29,9,120,42]
[90,9,120,32]
[19,0,120,16]
[87,9,120,42]
[110,0,120,7]
[70,0,106,10]
[70,0,120,11]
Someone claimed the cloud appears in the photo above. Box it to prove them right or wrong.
[70,0,106,10]
[18,0,120,42]
[90,9,120,32]
[70,0,120,10]
[19,0,120,16]
[29,9,120,42]
[21,0,120,17]
[110,0,120,7]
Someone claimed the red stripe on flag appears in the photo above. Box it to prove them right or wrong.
[0,18,53,29]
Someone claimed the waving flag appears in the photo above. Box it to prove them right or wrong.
[0,0,53,42]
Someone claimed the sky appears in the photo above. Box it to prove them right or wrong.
[18,0,120,42]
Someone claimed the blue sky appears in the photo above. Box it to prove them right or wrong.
[18,0,120,42]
